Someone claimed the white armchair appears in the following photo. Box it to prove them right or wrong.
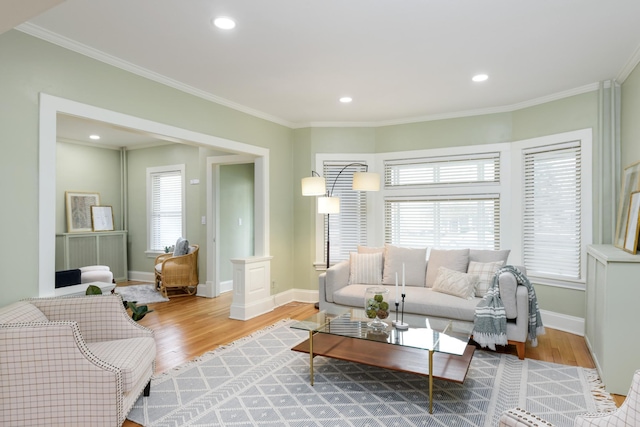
[499,370,639,426]
[0,293,156,427]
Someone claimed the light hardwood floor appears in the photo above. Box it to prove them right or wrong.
[121,284,624,427]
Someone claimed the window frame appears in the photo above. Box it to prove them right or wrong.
[146,164,186,255]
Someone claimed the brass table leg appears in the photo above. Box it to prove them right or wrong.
[309,330,314,386]
[429,349,434,414]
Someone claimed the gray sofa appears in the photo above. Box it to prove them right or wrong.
[318,245,530,359]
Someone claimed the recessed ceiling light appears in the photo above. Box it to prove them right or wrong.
[339,97,353,103]
[213,16,236,30]
[89,134,100,140]
[472,74,489,82]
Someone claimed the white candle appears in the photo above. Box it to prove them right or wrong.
[395,272,399,303]
[402,263,405,294]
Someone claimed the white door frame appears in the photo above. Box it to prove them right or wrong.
[38,93,270,298]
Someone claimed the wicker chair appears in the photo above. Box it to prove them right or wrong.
[154,244,199,298]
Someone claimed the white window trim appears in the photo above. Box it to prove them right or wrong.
[509,128,593,290]
[313,154,377,270]
[145,164,186,256]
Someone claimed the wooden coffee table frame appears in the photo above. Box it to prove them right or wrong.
[292,331,475,414]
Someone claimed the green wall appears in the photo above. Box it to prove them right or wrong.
[219,163,255,281]
[55,141,122,233]
[0,30,292,304]
[622,63,640,165]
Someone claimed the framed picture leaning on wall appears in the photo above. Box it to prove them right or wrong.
[91,205,114,232]
[65,191,100,233]
[615,161,640,249]
[623,191,640,254]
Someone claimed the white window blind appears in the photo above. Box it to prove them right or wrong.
[323,162,368,264]
[523,141,582,280]
[385,153,500,187]
[149,168,184,252]
[384,196,500,249]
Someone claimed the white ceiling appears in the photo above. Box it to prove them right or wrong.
[11,0,640,128]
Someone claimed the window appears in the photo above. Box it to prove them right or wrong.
[147,165,185,252]
[522,141,582,281]
[383,151,502,251]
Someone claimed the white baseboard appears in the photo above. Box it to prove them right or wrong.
[128,271,154,282]
[539,309,584,336]
[220,280,233,293]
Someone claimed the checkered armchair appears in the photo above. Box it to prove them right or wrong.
[0,294,156,427]
[499,370,640,426]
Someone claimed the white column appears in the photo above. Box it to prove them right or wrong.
[229,256,274,320]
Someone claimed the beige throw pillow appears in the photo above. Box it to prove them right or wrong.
[349,252,383,285]
[432,266,478,300]
[467,260,504,297]
[382,244,427,287]
[425,249,470,288]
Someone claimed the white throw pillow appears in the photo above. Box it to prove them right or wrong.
[425,249,470,288]
[382,244,427,287]
[349,252,383,285]
[432,266,479,300]
[467,260,504,297]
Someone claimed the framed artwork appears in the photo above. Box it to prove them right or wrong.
[91,205,114,232]
[65,191,100,233]
[623,191,640,254]
[615,161,640,249]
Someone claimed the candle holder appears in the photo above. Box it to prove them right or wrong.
[394,293,409,330]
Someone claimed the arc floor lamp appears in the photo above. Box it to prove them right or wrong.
[301,163,380,269]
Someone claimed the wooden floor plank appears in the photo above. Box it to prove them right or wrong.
[121,286,624,426]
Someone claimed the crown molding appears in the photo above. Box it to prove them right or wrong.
[301,83,601,129]
[16,23,295,129]
[16,23,620,130]
[616,43,640,84]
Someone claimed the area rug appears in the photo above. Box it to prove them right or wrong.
[128,320,615,427]
[115,284,169,304]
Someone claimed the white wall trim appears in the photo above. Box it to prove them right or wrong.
[39,93,269,299]
[539,309,585,337]
[128,271,155,282]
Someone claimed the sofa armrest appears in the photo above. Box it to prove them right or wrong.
[321,260,350,303]
[499,408,555,427]
[0,321,122,426]
[29,294,153,343]
[498,265,526,319]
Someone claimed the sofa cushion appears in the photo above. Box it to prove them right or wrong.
[0,301,49,324]
[87,337,156,394]
[382,244,427,287]
[403,287,480,322]
[469,249,510,264]
[432,267,478,300]
[349,252,383,285]
[468,260,504,298]
[425,249,469,288]
[358,245,385,263]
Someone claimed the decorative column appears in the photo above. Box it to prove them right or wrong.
[229,256,274,320]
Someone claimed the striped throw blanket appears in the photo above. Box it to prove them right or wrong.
[473,265,545,350]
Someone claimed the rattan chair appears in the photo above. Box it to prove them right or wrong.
[154,244,199,298]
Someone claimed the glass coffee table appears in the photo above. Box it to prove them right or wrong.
[291,309,475,414]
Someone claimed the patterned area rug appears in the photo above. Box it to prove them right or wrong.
[115,284,169,304]
[128,320,615,427]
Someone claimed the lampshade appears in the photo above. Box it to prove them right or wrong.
[301,176,326,196]
[318,196,340,214]
[352,171,380,191]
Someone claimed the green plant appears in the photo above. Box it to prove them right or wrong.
[127,301,153,321]
[85,285,103,295]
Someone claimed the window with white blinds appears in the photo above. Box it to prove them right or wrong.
[323,162,368,264]
[523,141,582,280]
[385,196,500,249]
[147,165,185,252]
[385,153,500,187]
